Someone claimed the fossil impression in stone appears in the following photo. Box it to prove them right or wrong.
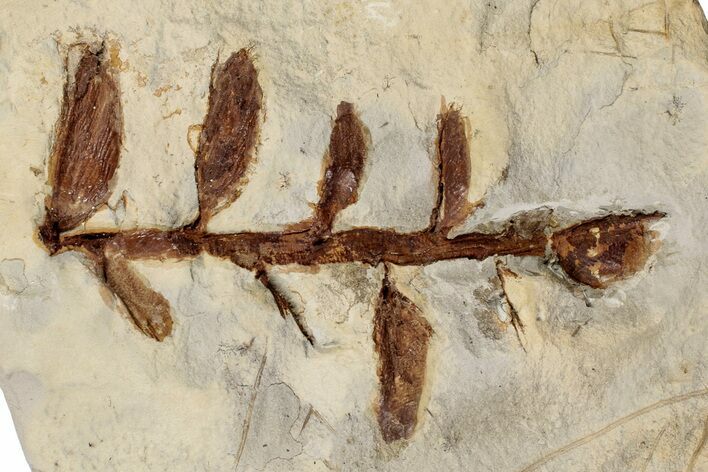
[37,43,665,443]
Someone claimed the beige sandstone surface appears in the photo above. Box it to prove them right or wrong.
[0,0,707,470]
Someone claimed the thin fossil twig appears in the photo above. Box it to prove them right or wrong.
[234,349,268,471]
[256,269,315,345]
[495,259,527,353]
[518,388,708,472]
[639,420,668,472]
[686,415,708,472]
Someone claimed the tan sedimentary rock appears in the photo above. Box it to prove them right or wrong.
[0,1,706,471]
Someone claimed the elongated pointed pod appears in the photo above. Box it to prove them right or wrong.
[312,102,368,233]
[373,270,432,442]
[103,243,173,341]
[430,104,473,235]
[551,212,664,288]
[195,48,262,227]
[40,44,123,251]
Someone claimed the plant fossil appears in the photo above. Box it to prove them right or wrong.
[38,43,665,442]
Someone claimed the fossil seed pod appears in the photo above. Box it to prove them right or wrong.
[103,243,173,341]
[195,48,262,226]
[312,101,368,233]
[373,272,432,442]
[431,104,474,234]
[40,44,123,248]
[551,212,664,288]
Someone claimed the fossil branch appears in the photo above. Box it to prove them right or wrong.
[38,43,665,443]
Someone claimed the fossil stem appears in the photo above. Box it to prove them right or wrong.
[47,211,663,293]
[54,224,548,269]
[41,209,663,349]
[52,210,663,273]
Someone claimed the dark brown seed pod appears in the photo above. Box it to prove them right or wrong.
[312,101,368,233]
[430,104,473,234]
[103,244,173,341]
[195,48,262,226]
[551,212,664,288]
[40,44,123,248]
[373,270,432,442]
